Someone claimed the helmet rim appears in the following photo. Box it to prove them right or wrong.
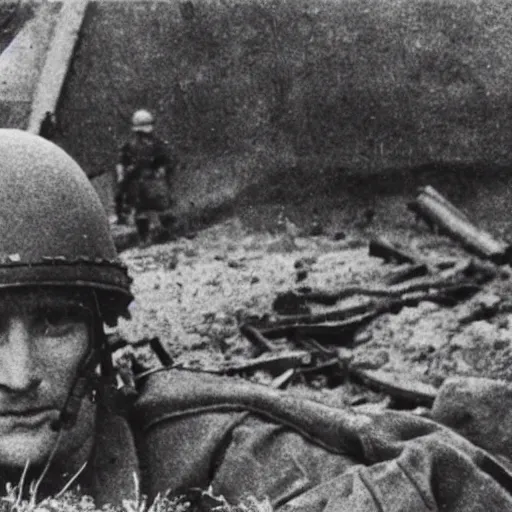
[132,123,154,133]
[0,260,134,317]
[0,129,134,320]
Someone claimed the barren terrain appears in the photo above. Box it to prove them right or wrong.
[114,190,512,407]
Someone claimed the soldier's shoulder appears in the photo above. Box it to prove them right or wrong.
[131,369,261,426]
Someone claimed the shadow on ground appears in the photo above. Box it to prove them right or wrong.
[110,160,512,252]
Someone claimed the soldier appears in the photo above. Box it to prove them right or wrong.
[2,129,512,510]
[116,109,177,244]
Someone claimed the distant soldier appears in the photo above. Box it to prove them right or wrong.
[115,109,177,244]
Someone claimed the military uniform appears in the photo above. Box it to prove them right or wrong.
[116,133,177,222]
[79,369,512,511]
[1,130,512,511]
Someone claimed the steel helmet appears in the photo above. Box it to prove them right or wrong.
[0,129,133,323]
[131,109,154,133]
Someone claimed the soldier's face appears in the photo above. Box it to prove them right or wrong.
[0,289,96,470]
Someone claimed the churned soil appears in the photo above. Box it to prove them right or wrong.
[115,199,512,402]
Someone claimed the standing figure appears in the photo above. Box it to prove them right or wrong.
[115,109,177,244]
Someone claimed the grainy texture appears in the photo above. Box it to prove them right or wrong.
[57,0,512,206]
[115,210,512,395]
[0,2,35,54]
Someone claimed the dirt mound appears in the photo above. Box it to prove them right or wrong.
[115,213,512,405]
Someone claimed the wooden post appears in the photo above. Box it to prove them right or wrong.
[411,188,510,263]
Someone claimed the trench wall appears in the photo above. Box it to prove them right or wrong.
[50,0,512,211]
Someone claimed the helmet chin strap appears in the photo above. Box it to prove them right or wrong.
[51,293,116,432]
[50,343,99,432]
[34,293,117,502]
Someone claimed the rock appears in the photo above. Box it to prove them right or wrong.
[432,377,512,461]
[353,350,390,370]
[295,269,308,282]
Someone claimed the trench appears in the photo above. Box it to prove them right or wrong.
[105,160,512,252]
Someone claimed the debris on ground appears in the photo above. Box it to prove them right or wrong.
[114,187,512,412]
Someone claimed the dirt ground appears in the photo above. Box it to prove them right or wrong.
[113,186,512,407]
